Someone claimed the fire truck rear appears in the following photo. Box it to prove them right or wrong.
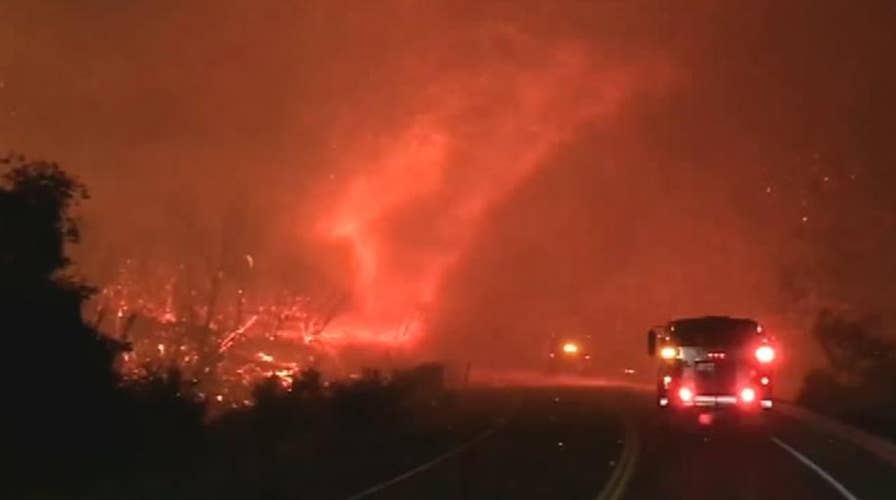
[647,316,777,418]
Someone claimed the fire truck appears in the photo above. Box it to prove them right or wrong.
[647,316,776,417]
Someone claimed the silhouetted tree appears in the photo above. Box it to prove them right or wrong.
[1,156,206,495]
[1,157,89,281]
[0,155,124,490]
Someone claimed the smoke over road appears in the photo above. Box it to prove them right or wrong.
[2,1,895,387]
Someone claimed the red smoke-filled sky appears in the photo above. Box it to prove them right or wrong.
[2,1,895,384]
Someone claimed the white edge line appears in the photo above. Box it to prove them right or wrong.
[344,427,497,500]
[771,437,859,500]
[776,402,896,467]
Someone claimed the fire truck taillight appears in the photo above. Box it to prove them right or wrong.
[755,345,775,363]
[678,387,694,402]
[740,387,756,404]
[660,346,678,359]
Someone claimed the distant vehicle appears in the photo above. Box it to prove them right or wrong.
[547,333,594,374]
[647,316,777,419]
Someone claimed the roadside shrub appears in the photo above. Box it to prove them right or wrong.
[798,309,896,439]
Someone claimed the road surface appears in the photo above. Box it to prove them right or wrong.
[347,386,896,500]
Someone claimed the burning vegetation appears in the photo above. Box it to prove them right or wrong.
[90,258,423,409]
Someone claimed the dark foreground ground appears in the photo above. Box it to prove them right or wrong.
[355,386,896,500]
[66,385,896,500]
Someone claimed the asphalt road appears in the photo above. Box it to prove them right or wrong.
[350,386,896,500]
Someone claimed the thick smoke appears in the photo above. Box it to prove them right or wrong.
[2,2,895,390]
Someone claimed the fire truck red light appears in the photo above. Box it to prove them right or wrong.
[755,345,775,363]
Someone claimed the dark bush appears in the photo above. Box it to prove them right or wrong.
[798,309,896,440]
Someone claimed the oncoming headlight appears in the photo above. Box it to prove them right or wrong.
[660,346,678,359]
[562,342,579,354]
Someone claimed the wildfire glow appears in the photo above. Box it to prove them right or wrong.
[311,29,670,353]
[82,16,672,409]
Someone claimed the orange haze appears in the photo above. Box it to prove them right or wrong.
[2,1,895,392]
